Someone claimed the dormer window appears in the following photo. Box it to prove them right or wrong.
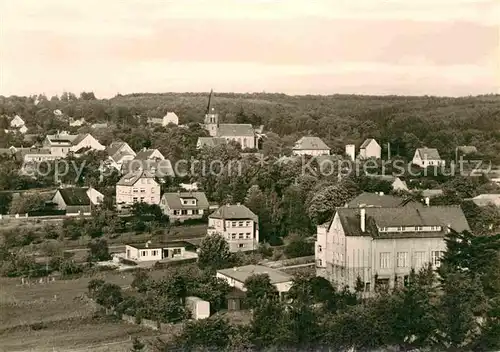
[379,227,387,232]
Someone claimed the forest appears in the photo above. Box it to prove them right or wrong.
[1,92,500,162]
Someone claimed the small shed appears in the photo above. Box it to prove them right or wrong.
[185,296,210,320]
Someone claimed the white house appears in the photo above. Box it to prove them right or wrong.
[115,170,160,208]
[359,138,381,159]
[8,115,28,134]
[292,137,330,156]
[208,204,259,252]
[160,191,209,221]
[43,132,104,158]
[51,187,103,216]
[368,175,409,192]
[125,241,188,262]
[134,148,165,161]
[69,118,86,127]
[412,148,445,168]
[105,141,136,171]
[216,265,293,297]
[315,205,470,292]
[163,112,179,126]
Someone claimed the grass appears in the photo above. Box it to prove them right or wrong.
[0,272,157,351]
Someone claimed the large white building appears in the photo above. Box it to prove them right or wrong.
[115,170,160,208]
[207,204,259,252]
[315,204,470,292]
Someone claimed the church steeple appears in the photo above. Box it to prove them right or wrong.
[204,89,219,137]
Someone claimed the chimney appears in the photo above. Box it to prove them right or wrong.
[145,240,151,248]
[425,197,430,206]
[360,208,366,232]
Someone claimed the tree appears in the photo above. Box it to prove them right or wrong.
[244,274,279,308]
[131,270,150,293]
[249,297,290,349]
[9,193,46,214]
[176,316,233,350]
[197,233,233,270]
[307,183,353,225]
[284,235,314,258]
[87,238,111,263]
[130,337,145,352]
[95,283,123,309]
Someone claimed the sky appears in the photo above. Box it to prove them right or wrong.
[0,0,499,98]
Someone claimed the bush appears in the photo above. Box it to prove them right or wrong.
[119,257,138,266]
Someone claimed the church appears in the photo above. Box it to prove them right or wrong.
[197,91,264,150]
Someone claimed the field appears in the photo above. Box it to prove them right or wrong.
[0,272,165,352]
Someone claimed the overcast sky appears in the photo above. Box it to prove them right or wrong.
[1,0,498,98]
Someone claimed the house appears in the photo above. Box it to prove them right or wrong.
[43,132,104,158]
[134,148,164,161]
[470,194,500,207]
[160,191,209,221]
[105,141,136,171]
[125,241,190,262]
[21,148,58,163]
[185,297,210,320]
[162,112,179,126]
[91,122,109,129]
[359,138,381,159]
[180,182,199,191]
[203,107,257,149]
[456,145,478,156]
[116,170,160,208]
[69,118,86,127]
[412,148,445,168]
[367,175,409,192]
[315,205,470,292]
[197,137,227,149]
[346,192,420,208]
[292,137,330,156]
[421,189,444,199]
[51,187,103,215]
[208,204,259,252]
[6,115,28,134]
[216,265,293,298]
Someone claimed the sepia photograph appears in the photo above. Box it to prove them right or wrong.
[0,0,499,351]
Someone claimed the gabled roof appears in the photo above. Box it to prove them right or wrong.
[161,192,209,209]
[471,194,500,207]
[197,137,227,148]
[56,188,91,206]
[209,204,258,222]
[346,192,418,208]
[217,265,293,284]
[106,141,135,161]
[163,112,179,122]
[293,137,330,151]
[416,148,442,160]
[216,124,255,137]
[71,133,90,146]
[336,205,470,238]
[121,159,173,177]
[117,170,157,186]
[134,149,163,161]
[360,138,378,149]
[457,145,478,154]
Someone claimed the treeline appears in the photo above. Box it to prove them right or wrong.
[1,93,500,161]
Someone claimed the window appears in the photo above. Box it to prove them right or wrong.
[397,252,408,268]
[380,252,391,269]
[238,221,244,227]
[246,233,251,239]
[414,251,426,268]
[231,234,236,240]
[379,227,387,232]
[173,210,178,215]
[133,188,138,193]
[141,251,146,257]
[431,251,445,267]
[317,259,323,266]
[140,188,145,193]
[181,210,188,215]
[152,250,158,256]
[246,221,251,226]
[416,226,423,231]
[232,221,237,227]
[140,197,145,202]
[133,197,138,203]
[318,245,323,252]
[173,248,181,255]
[238,233,244,239]
[397,227,403,232]
[238,244,244,248]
